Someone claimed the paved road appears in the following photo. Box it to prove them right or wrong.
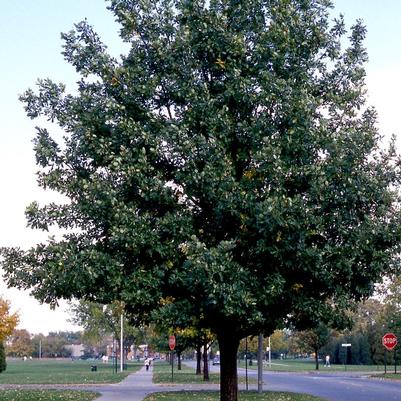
[186,360,401,401]
[2,363,401,400]
[249,369,401,401]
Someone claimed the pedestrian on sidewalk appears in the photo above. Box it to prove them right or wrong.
[325,355,330,367]
[145,358,150,371]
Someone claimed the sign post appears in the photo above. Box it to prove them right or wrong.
[341,343,351,371]
[245,337,248,391]
[169,335,176,382]
[382,333,398,375]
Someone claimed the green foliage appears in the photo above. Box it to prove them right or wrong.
[2,1,401,399]
[317,299,394,365]
[0,342,6,373]
[70,301,144,348]
[293,324,330,355]
[239,331,288,360]
[2,0,400,339]
[6,329,34,358]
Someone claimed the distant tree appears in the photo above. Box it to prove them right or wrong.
[0,298,19,372]
[70,301,118,344]
[41,332,71,358]
[270,330,289,359]
[293,323,330,370]
[239,331,286,361]
[0,298,19,342]
[3,1,401,400]
[352,299,389,364]
[31,334,45,358]
[6,329,34,358]
[317,299,392,365]
[70,301,145,358]
[382,276,401,339]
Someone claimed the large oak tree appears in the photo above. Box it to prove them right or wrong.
[2,0,401,399]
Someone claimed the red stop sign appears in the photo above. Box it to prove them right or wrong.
[382,333,398,351]
[169,335,176,351]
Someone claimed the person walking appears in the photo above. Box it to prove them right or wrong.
[325,355,330,367]
[145,358,150,371]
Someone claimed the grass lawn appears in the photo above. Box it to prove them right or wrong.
[372,373,401,380]
[153,362,221,384]
[0,389,99,401]
[0,359,141,384]
[144,391,326,401]
[153,362,255,385]
[238,359,385,373]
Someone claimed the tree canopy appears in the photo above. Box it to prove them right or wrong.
[2,0,401,399]
[0,298,19,373]
[0,298,19,343]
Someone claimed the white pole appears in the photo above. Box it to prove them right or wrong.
[268,336,271,368]
[120,313,124,372]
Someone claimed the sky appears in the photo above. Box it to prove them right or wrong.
[1,0,401,334]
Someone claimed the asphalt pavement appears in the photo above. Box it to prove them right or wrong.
[2,362,401,400]
[188,360,401,401]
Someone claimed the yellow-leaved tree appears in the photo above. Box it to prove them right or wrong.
[0,297,19,372]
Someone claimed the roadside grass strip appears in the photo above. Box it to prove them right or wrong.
[144,390,326,401]
[153,362,255,385]
[238,359,385,373]
[153,362,221,384]
[0,359,141,384]
[0,389,99,401]
[373,373,401,380]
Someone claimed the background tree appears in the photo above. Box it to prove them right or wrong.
[382,276,401,340]
[351,299,388,365]
[292,323,330,370]
[6,329,34,358]
[32,333,46,358]
[40,332,72,358]
[0,298,19,343]
[2,1,401,399]
[151,307,215,379]
[270,330,289,360]
[238,331,289,363]
[71,300,146,359]
[0,298,19,372]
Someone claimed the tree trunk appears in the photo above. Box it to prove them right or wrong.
[203,339,209,381]
[178,351,182,370]
[196,343,202,375]
[315,347,319,370]
[218,333,240,401]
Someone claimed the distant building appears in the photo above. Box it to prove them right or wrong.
[65,344,85,358]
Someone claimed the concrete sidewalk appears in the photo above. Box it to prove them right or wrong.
[87,366,165,401]
[0,365,220,401]
[85,365,220,401]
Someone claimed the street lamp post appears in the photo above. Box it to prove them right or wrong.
[120,313,124,372]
